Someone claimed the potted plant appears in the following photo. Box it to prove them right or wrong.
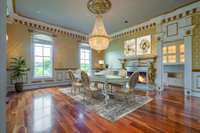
[10,57,28,92]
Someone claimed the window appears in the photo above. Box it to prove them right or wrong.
[80,44,92,73]
[163,45,176,64]
[179,44,185,63]
[33,33,53,78]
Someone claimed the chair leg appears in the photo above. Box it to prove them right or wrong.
[71,85,74,95]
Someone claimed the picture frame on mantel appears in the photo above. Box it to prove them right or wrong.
[167,23,178,37]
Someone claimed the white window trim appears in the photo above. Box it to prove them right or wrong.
[79,43,92,73]
[31,32,55,80]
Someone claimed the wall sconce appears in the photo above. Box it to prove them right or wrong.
[6,34,8,41]
[98,60,104,65]
[98,60,104,69]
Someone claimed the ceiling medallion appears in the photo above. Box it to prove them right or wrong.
[87,0,112,14]
[88,0,111,51]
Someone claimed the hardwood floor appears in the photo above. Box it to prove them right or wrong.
[7,87,200,133]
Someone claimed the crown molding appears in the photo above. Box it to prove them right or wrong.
[6,0,200,41]
[7,13,89,42]
[111,1,200,40]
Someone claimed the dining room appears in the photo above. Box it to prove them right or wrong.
[4,0,200,133]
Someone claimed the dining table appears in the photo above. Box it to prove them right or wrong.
[90,73,129,105]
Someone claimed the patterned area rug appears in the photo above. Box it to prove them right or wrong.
[59,88,152,122]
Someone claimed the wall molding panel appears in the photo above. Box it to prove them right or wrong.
[7,69,71,92]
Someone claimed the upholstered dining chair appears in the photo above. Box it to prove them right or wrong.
[81,71,102,101]
[115,72,139,104]
[68,70,82,95]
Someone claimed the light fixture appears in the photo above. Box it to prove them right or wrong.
[98,60,104,65]
[6,34,8,41]
[87,0,111,51]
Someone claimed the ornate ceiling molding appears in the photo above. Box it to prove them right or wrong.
[6,0,200,41]
[87,0,112,14]
[7,14,88,42]
[111,1,200,40]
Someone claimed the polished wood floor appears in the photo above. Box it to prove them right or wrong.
[7,87,200,133]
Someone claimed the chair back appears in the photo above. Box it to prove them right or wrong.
[68,70,76,82]
[81,71,90,88]
[128,72,139,91]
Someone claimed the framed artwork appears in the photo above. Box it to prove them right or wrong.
[124,39,136,56]
[136,35,151,55]
[167,23,178,37]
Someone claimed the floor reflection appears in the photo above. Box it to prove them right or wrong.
[33,94,53,132]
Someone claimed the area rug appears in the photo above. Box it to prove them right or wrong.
[59,88,152,122]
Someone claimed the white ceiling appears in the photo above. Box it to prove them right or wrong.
[15,0,198,34]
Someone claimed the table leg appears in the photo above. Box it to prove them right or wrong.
[104,82,110,105]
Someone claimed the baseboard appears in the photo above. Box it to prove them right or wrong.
[8,82,71,92]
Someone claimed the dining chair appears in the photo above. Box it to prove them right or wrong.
[81,71,102,101]
[115,72,139,104]
[68,70,82,95]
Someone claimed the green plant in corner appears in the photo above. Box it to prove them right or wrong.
[10,57,28,92]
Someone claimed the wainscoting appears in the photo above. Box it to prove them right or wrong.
[7,69,72,92]
[192,72,200,97]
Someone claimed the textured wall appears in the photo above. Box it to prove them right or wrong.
[105,26,157,69]
[192,14,200,70]
[54,35,79,69]
[7,23,103,70]
[7,24,31,68]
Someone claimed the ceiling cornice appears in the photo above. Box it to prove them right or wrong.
[7,0,200,41]
[111,1,200,40]
[7,0,88,42]
[7,13,88,42]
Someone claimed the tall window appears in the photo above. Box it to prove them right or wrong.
[80,43,92,73]
[33,34,53,78]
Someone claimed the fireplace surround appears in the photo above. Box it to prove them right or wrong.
[120,55,157,90]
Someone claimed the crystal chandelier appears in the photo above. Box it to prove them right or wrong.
[87,0,112,51]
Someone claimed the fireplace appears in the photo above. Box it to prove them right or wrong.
[127,71,147,84]
[121,55,157,90]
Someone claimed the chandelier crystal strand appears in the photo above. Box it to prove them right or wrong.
[89,15,110,51]
[88,0,111,51]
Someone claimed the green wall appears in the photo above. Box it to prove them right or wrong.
[105,27,157,69]
[105,39,125,69]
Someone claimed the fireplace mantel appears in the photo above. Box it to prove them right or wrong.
[121,54,157,91]
[119,54,157,67]
[119,54,157,61]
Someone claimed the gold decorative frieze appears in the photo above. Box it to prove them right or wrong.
[111,2,200,40]
[7,14,88,42]
[111,23,156,40]
[161,8,198,24]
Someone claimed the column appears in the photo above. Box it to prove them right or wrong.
[184,29,193,95]
[0,0,7,132]
[156,33,164,91]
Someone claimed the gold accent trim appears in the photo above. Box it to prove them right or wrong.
[12,0,16,13]
[87,0,112,14]
[193,69,200,72]
[89,35,110,39]
[54,68,78,71]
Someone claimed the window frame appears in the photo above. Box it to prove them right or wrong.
[31,32,54,80]
[79,43,92,74]
[162,42,184,65]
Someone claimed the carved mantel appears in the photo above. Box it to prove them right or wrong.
[119,54,157,67]
[119,55,157,90]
